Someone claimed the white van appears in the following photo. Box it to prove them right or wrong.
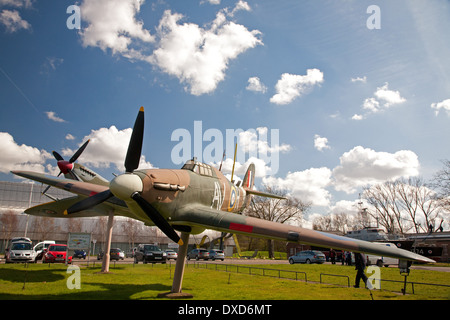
[366,243,398,267]
[33,240,56,262]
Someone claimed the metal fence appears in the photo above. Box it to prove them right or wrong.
[190,261,450,296]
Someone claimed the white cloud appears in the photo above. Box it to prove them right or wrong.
[351,114,364,121]
[0,0,32,8]
[314,134,330,151]
[270,69,324,105]
[332,146,419,194]
[0,9,30,32]
[149,7,262,95]
[63,126,153,172]
[263,167,333,207]
[238,127,291,155]
[362,97,381,113]
[351,76,367,83]
[80,0,154,58]
[246,76,267,93]
[201,0,221,5]
[45,111,66,123]
[374,83,406,107]
[65,134,75,140]
[211,127,291,178]
[431,98,450,116]
[228,0,251,17]
[78,1,261,96]
[353,82,406,120]
[0,132,51,173]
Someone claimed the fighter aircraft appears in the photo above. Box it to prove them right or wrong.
[51,140,109,186]
[11,107,434,292]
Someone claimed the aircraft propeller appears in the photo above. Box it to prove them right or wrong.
[64,107,183,245]
[52,139,90,180]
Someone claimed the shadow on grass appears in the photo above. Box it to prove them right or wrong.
[0,267,65,283]
[0,281,173,300]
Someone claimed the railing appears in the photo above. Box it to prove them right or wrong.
[191,261,307,282]
[319,273,350,287]
[190,261,450,296]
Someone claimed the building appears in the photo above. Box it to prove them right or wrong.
[0,181,234,255]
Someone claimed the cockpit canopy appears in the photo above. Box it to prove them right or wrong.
[181,158,215,177]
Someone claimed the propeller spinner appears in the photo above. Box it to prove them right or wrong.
[64,107,183,246]
[53,139,90,180]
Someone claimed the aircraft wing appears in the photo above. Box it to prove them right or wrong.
[175,205,435,263]
[11,170,129,218]
[23,196,112,218]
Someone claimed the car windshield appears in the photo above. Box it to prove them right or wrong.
[11,243,32,250]
[144,245,161,252]
[49,246,67,252]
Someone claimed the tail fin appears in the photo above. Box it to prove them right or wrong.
[242,163,255,189]
[242,163,286,200]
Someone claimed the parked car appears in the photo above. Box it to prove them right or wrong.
[43,244,72,264]
[134,244,167,264]
[208,249,225,261]
[97,248,125,260]
[33,240,55,262]
[73,250,87,259]
[288,250,326,264]
[5,240,36,263]
[187,248,209,260]
[165,249,178,260]
[110,248,124,261]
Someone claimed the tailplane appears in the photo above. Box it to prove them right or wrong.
[242,163,285,200]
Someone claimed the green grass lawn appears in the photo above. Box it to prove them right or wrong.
[0,262,448,300]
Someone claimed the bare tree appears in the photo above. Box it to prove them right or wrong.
[121,218,143,250]
[313,212,352,234]
[363,178,445,235]
[66,218,83,233]
[31,216,60,241]
[363,182,400,234]
[245,186,310,258]
[1,210,19,250]
[431,159,450,213]
[397,178,442,233]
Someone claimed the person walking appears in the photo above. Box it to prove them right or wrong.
[330,248,336,264]
[354,252,368,288]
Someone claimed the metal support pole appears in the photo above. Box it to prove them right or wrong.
[171,232,190,293]
[158,232,192,298]
[101,211,114,273]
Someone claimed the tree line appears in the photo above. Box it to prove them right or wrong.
[313,160,449,235]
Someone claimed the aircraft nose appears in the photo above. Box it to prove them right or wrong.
[57,160,73,174]
[110,173,143,201]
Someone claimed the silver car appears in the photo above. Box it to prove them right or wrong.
[208,249,225,261]
[288,250,326,264]
[5,241,36,263]
[187,248,209,260]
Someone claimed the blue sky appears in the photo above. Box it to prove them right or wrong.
[1,0,449,223]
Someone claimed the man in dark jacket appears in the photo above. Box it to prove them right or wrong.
[354,253,368,288]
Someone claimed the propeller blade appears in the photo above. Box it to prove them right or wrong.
[52,151,64,161]
[69,139,90,163]
[65,189,113,215]
[124,106,144,173]
[131,192,183,245]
